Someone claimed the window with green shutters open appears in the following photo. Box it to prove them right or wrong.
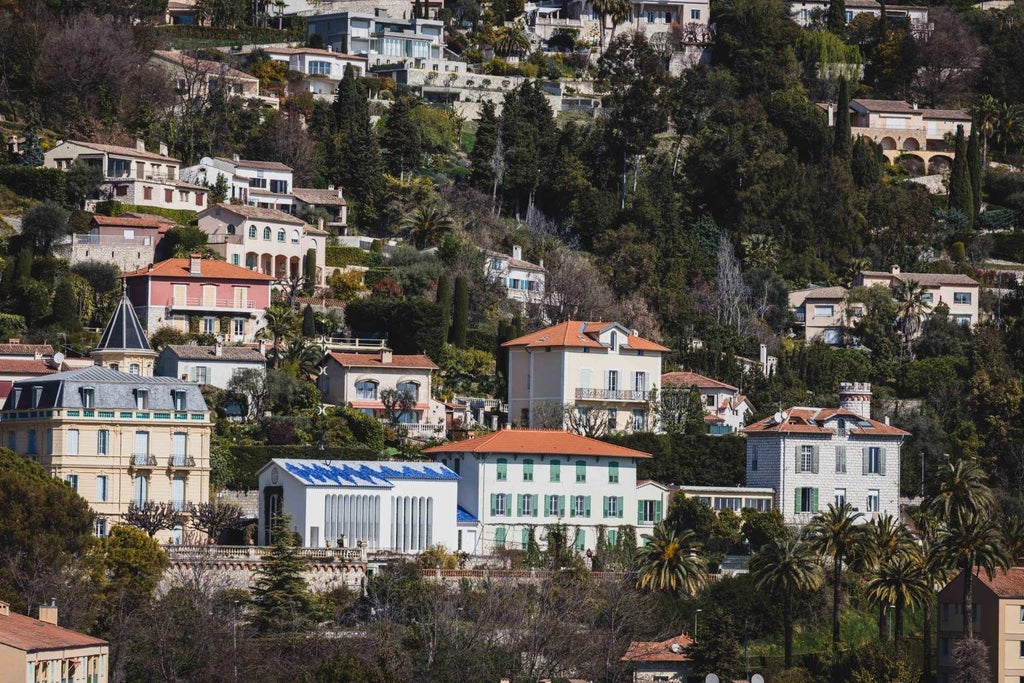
[794,487,818,513]
[570,495,590,517]
[574,528,585,551]
[608,461,619,483]
[638,499,662,523]
[608,529,618,546]
[517,493,539,517]
[496,458,508,481]
[575,460,586,483]
[550,460,561,482]
[603,496,624,518]
[523,459,534,481]
[522,528,530,549]
[490,493,509,516]
[494,527,506,548]
[545,494,565,517]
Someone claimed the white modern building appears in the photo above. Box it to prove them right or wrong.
[256,459,459,550]
[484,246,545,306]
[423,429,651,555]
[660,371,754,435]
[156,343,266,389]
[742,382,908,525]
[306,9,446,64]
[504,321,667,433]
[182,156,294,210]
[262,46,368,99]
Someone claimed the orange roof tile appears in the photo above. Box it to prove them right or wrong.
[742,407,909,436]
[0,359,61,375]
[91,215,168,229]
[0,609,108,653]
[622,633,693,662]
[0,344,54,356]
[502,321,669,352]
[423,429,652,458]
[328,352,438,370]
[662,371,738,392]
[122,258,274,281]
[972,567,1024,598]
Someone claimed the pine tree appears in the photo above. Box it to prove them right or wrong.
[436,273,451,338]
[851,136,883,188]
[304,248,317,288]
[968,126,982,222]
[19,129,43,167]
[451,276,469,347]
[332,65,385,228]
[828,0,847,37]
[302,304,316,337]
[949,125,974,229]
[251,515,313,634]
[834,77,852,159]
[469,100,499,192]
[382,95,422,179]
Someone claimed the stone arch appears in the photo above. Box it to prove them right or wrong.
[902,137,921,151]
[897,154,925,176]
[928,155,953,175]
[880,136,897,150]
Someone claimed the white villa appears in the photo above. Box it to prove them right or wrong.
[484,246,546,306]
[660,371,754,435]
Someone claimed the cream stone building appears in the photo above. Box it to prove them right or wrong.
[0,601,108,683]
[855,265,980,328]
[504,321,667,433]
[0,301,212,541]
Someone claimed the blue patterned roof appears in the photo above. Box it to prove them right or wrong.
[456,506,478,523]
[272,459,459,488]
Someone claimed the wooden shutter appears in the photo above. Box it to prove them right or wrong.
[794,488,801,514]
[812,488,820,512]
[517,494,523,516]
[490,494,496,516]
[545,495,551,516]
[603,496,609,518]
[569,496,576,518]
[812,446,819,474]
[655,499,663,522]
[638,500,644,524]
[532,494,539,517]
[585,496,591,517]
[558,495,566,517]
[618,496,624,518]
[862,447,869,475]
[795,446,801,473]
[880,448,887,476]
[836,447,846,473]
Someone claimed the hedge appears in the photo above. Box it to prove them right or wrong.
[159,24,305,45]
[326,245,369,267]
[0,166,67,202]
[95,200,198,226]
[225,445,390,489]
[990,231,1024,262]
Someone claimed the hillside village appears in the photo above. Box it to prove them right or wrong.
[3,0,1024,680]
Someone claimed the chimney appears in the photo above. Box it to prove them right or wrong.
[327,45,333,52]
[827,103,835,128]
[337,187,344,200]
[7,338,19,344]
[0,601,8,617]
[214,341,223,357]
[37,599,57,625]
[159,141,169,156]
[232,153,240,163]
[380,348,393,364]
[538,258,544,269]
[135,138,146,153]
[759,344,768,371]
[839,381,872,420]
[891,264,901,275]
[258,339,267,355]
[317,217,325,231]
[512,245,522,261]
[189,254,202,275]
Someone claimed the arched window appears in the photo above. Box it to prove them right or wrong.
[277,228,286,242]
[227,225,235,235]
[355,380,378,399]
[291,229,300,244]
[246,254,256,268]
[263,226,271,240]
[397,381,419,402]
[248,225,257,239]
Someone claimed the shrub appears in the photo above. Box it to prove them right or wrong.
[325,245,369,267]
[0,166,67,202]
[990,231,1024,261]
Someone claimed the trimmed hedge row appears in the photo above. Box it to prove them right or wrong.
[0,166,67,202]
[95,200,198,226]
[326,245,370,267]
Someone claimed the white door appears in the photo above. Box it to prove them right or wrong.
[466,529,478,554]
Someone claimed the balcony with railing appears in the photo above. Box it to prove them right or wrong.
[166,297,257,314]
[132,454,157,467]
[575,387,650,402]
[169,454,197,468]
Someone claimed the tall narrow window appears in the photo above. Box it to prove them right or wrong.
[134,389,148,410]
[81,388,95,408]
[172,476,186,511]
[523,459,534,482]
[550,460,560,482]
[134,431,150,465]
[173,390,186,411]
[96,475,108,502]
[134,475,148,506]
[27,429,36,454]
[608,461,619,484]
[575,460,586,483]
[66,429,79,456]
[496,458,507,481]
[173,432,187,466]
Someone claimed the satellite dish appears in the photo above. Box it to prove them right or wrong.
[772,411,783,425]
[669,643,682,653]
[705,675,720,683]
[780,411,789,421]
[216,334,225,344]
[52,352,65,367]
[752,675,765,683]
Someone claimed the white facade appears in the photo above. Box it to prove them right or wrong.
[306,10,445,61]
[263,46,367,100]
[156,344,266,389]
[182,156,295,210]
[425,430,650,556]
[484,246,546,305]
[661,371,754,434]
[743,384,907,525]
[257,459,459,551]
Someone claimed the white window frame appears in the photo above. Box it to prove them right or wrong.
[573,495,586,517]
[867,489,880,512]
[799,445,814,472]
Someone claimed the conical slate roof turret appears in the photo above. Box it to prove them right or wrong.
[94,295,151,352]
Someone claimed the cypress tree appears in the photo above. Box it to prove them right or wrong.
[834,77,852,159]
[382,95,422,179]
[495,319,511,397]
[685,385,706,435]
[436,273,452,338]
[469,100,499,192]
[949,125,974,229]
[968,126,982,222]
[251,515,313,634]
[304,248,317,287]
[851,137,883,188]
[51,279,81,332]
[302,304,316,337]
[451,276,469,348]
[332,65,384,227]
[828,0,846,37]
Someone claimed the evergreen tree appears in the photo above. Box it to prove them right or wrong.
[851,136,884,188]
[332,66,385,227]
[436,273,452,338]
[828,0,847,37]
[51,278,81,332]
[967,126,982,221]
[451,276,469,348]
[304,248,317,288]
[251,515,314,634]
[469,100,499,192]
[949,125,974,229]
[834,76,852,159]
[685,385,707,435]
[19,129,43,167]
[382,95,422,179]
[302,304,316,337]
[500,83,554,216]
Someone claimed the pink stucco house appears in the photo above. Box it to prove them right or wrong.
[124,255,273,342]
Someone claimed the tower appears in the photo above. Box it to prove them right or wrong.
[91,294,157,376]
[838,381,872,420]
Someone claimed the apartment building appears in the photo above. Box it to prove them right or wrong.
[424,429,651,555]
[124,255,274,343]
[157,343,267,389]
[855,265,980,327]
[44,140,208,212]
[742,382,908,525]
[484,246,546,306]
[0,601,108,683]
[937,567,1024,683]
[182,156,294,210]
[306,9,446,63]
[197,204,328,285]
[504,321,667,433]
[661,371,754,434]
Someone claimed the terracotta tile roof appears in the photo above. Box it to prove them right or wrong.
[483,249,546,272]
[423,429,652,458]
[165,345,266,362]
[790,286,849,300]
[502,321,669,352]
[66,140,178,163]
[851,98,917,114]
[206,203,306,225]
[922,109,972,121]
[0,359,61,375]
[859,270,978,288]
[622,633,693,662]
[152,50,258,83]
[742,407,909,436]
[975,567,1024,598]
[661,371,738,392]
[122,258,274,281]
[91,215,168,229]
[0,608,108,653]
[212,157,292,172]
[328,352,438,370]
[0,344,54,357]
[291,187,347,207]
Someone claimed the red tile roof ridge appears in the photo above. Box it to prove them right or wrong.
[423,429,652,458]
[622,632,693,662]
[0,609,108,652]
[662,371,738,392]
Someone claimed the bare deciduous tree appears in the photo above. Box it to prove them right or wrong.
[913,9,980,107]
[124,502,185,538]
[188,501,245,544]
[543,251,620,323]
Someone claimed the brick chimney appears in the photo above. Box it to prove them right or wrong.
[189,254,202,275]
[512,245,522,261]
[37,599,57,625]
[380,348,393,364]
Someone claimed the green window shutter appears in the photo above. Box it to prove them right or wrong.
[559,495,566,517]
[655,499,663,522]
[794,488,801,514]
[836,446,846,473]
[532,494,539,517]
[608,529,618,546]
[517,494,523,516]
[862,447,869,475]
[544,494,550,516]
[609,461,619,483]
[618,497,624,518]
[490,493,496,516]
[576,461,586,482]
[638,500,644,524]
[880,448,887,476]
[812,488,820,512]
[585,496,591,517]
[522,528,530,548]
[569,496,576,518]
[812,446,819,474]
[551,461,560,482]
[603,496,609,518]
[795,446,801,473]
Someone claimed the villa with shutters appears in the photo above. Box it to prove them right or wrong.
[423,429,651,555]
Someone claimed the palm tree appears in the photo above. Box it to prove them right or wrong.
[924,457,995,526]
[400,202,454,249]
[911,511,957,682]
[971,94,1000,164]
[750,537,824,668]
[634,522,708,596]
[806,503,865,650]
[892,278,929,356]
[492,25,531,58]
[280,338,322,379]
[591,0,631,51]
[739,233,780,270]
[260,303,297,369]
[1000,515,1024,563]
[996,102,1024,155]
[866,553,931,641]
[936,511,1011,638]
